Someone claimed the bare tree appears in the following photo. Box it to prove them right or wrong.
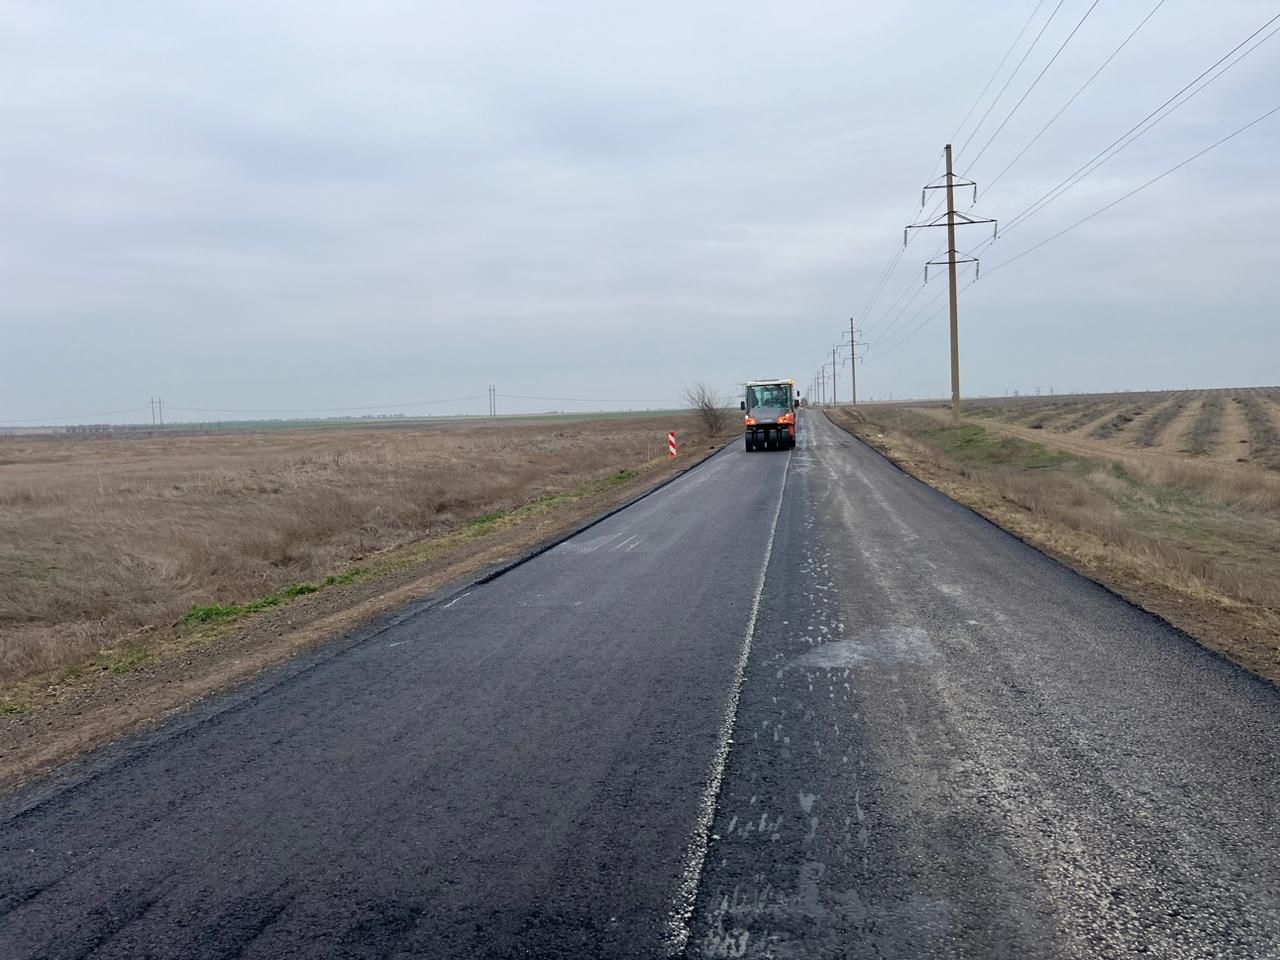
[685,382,730,436]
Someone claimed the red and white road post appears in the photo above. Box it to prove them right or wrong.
[667,432,678,457]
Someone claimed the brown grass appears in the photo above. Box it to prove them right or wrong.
[0,416,707,684]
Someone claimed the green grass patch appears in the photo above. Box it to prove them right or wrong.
[181,595,288,627]
[279,582,321,598]
[322,568,368,588]
[0,701,29,715]
[96,646,154,675]
[603,468,638,487]
[928,422,1075,470]
[1111,461,1139,484]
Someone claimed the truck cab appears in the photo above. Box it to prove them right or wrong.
[741,379,799,451]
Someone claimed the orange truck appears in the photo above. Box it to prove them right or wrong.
[740,379,799,451]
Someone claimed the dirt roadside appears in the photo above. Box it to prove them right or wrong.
[825,410,1280,685]
[0,438,732,791]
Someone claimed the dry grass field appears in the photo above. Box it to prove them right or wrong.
[831,387,1280,680]
[954,387,1280,468]
[0,416,708,687]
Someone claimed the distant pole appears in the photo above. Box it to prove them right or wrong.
[831,347,838,406]
[849,317,858,406]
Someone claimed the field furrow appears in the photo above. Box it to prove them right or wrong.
[1240,394,1280,469]
[1188,394,1225,456]
[1088,402,1151,440]
[1218,396,1253,462]
[1062,403,1118,434]
[1156,395,1203,455]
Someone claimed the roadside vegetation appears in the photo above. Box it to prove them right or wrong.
[830,397,1280,681]
[685,382,732,436]
[0,417,709,688]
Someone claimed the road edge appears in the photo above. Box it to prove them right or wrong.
[821,409,1278,687]
[0,440,736,815]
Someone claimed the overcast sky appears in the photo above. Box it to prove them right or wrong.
[2,1,1277,423]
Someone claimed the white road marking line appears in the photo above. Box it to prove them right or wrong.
[663,445,792,954]
[441,592,472,610]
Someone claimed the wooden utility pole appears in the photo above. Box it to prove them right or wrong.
[905,144,997,423]
[831,348,838,406]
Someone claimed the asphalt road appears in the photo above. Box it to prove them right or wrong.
[2,413,1278,958]
[687,414,1280,959]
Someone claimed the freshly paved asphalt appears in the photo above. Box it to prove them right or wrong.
[687,414,1280,959]
[2,412,1278,958]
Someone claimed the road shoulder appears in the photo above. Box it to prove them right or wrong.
[823,409,1280,684]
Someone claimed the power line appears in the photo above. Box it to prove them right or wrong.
[964,0,1104,172]
[875,272,981,360]
[872,283,951,356]
[983,0,1167,195]
[855,243,909,326]
[873,100,1280,360]
[949,0,1051,147]
[956,0,1068,160]
[986,100,1280,276]
[856,1,1050,340]
[862,263,938,343]
[855,147,951,328]
[1001,12,1280,235]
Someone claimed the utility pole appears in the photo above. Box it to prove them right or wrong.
[847,317,866,406]
[831,347,838,406]
[905,144,997,422]
[149,398,156,426]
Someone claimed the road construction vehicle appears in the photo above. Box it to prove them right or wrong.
[741,379,799,451]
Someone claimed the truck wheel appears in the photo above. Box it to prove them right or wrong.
[766,432,777,451]
[745,433,754,452]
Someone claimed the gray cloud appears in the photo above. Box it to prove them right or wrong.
[1,0,1277,422]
